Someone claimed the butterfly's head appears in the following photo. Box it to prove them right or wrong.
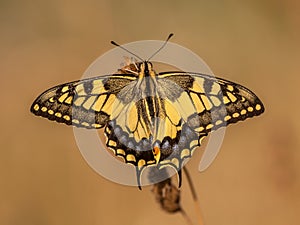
[118,60,155,77]
[140,61,153,72]
[139,61,156,78]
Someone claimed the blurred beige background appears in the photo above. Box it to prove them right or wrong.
[0,0,299,224]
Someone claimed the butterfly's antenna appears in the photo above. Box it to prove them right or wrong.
[147,33,174,61]
[111,40,143,61]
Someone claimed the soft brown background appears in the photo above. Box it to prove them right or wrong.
[1,0,299,225]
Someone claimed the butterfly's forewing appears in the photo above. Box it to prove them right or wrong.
[159,72,265,131]
[30,75,135,128]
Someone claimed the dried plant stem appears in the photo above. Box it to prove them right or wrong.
[180,208,194,225]
[183,167,205,225]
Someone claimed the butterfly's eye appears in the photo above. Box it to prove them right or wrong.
[147,61,153,69]
[139,62,147,74]
[140,62,145,70]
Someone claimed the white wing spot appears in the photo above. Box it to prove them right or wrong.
[108,140,117,147]
[206,124,214,129]
[58,93,68,103]
[33,104,39,111]
[255,104,261,111]
[126,154,136,162]
[49,97,55,103]
[63,115,70,121]
[55,112,62,118]
[92,123,101,128]
[72,119,79,124]
[64,96,73,105]
[61,86,69,93]
[195,126,204,132]
[227,85,234,91]
[117,149,125,155]
[138,159,146,168]
[233,112,240,118]
[215,120,223,125]
[224,115,231,121]
[81,122,90,127]
[241,109,247,115]
[223,96,230,104]
[227,92,237,102]
[180,149,191,159]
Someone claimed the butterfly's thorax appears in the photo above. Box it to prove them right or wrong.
[137,62,158,96]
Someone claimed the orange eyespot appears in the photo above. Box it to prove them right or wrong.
[153,146,160,156]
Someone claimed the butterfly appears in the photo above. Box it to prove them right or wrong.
[30,34,264,189]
